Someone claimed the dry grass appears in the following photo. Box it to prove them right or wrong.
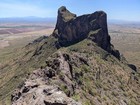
[0,23,54,67]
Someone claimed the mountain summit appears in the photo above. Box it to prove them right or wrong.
[53,6,120,59]
[0,6,139,105]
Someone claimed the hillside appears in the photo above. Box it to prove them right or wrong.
[0,6,140,105]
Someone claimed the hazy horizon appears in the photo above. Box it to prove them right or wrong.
[0,0,140,22]
[0,17,140,24]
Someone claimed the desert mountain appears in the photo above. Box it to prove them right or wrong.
[53,6,121,59]
[0,6,140,105]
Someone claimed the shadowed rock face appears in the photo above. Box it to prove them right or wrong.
[53,6,121,59]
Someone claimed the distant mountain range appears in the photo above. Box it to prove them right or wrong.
[108,19,140,24]
[0,17,140,24]
[0,17,56,23]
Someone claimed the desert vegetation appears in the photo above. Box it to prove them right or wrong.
[109,23,140,68]
[0,22,54,67]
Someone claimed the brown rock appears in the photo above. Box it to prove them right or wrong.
[12,85,81,105]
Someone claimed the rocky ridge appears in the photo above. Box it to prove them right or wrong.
[10,6,140,105]
[12,70,80,105]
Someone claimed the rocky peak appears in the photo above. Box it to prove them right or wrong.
[58,6,76,22]
[53,6,121,59]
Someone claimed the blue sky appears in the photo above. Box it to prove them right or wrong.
[0,0,140,21]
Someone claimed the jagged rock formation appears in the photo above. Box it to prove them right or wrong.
[11,51,82,105]
[11,70,81,105]
[53,6,120,59]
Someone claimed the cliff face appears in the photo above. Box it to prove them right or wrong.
[53,6,120,59]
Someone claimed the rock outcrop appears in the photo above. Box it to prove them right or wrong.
[53,6,120,59]
[11,51,82,105]
[11,65,81,105]
[12,84,80,105]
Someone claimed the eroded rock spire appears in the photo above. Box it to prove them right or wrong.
[53,6,120,59]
